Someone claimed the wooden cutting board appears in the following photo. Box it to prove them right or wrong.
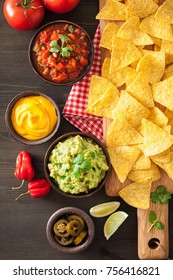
[99,0,173,259]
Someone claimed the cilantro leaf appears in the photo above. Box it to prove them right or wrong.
[59,34,70,45]
[50,40,61,53]
[61,45,72,57]
[154,221,164,230]
[148,185,172,232]
[149,210,157,224]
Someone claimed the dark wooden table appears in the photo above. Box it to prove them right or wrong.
[0,0,173,261]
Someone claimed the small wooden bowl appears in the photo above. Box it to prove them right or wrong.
[46,207,95,253]
[28,20,94,86]
[44,132,111,198]
[5,91,61,145]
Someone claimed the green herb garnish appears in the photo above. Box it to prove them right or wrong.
[148,185,172,232]
[50,34,72,58]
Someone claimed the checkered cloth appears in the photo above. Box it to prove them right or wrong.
[63,25,103,141]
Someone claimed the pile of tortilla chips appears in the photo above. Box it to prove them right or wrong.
[85,0,173,209]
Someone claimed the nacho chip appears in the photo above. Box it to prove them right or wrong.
[117,16,154,46]
[87,75,119,107]
[155,0,173,24]
[152,76,173,111]
[147,107,168,127]
[96,0,127,20]
[162,64,173,80]
[164,108,173,120]
[139,14,173,41]
[113,90,151,127]
[85,87,119,119]
[106,113,143,147]
[125,0,158,18]
[107,145,141,183]
[165,54,173,65]
[152,152,173,180]
[109,37,142,74]
[128,162,161,182]
[150,148,171,164]
[119,179,152,209]
[102,58,136,88]
[141,118,173,156]
[161,40,173,55]
[126,72,154,108]
[100,23,120,50]
[131,154,151,170]
[136,51,165,84]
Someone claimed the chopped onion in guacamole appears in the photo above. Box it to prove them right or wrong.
[48,135,109,194]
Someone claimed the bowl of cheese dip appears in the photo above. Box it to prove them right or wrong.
[5,91,60,145]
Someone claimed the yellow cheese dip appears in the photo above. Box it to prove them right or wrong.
[11,95,58,140]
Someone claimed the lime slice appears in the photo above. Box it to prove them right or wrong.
[104,211,128,240]
[89,201,120,217]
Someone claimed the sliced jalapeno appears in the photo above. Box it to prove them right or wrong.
[54,234,75,246]
[73,230,87,245]
[53,219,69,237]
[66,220,84,236]
[67,215,85,228]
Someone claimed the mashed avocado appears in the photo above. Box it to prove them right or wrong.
[48,135,109,194]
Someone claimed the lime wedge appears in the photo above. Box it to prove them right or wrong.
[104,211,128,240]
[89,201,120,217]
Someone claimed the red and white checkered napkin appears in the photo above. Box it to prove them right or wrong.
[63,25,103,141]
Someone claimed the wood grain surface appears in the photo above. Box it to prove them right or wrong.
[99,0,173,259]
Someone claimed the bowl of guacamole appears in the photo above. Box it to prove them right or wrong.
[44,132,110,198]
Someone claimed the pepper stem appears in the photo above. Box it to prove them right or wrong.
[12,179,25,190]
[15,191,30,201]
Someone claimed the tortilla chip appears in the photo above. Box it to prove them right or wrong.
[117,16,154,46]
[147,107,168,127]
[136,51,165,84]
[131,154,151,170]
[161,40,173,55]
[152,152,173,180]
[164,108,173,120]
[139,14,173,41]
[125,0,158,18]
[141,118,173,156]
[87,75,118,107]
[155,0,173,24]
[102,58,136,88]
[85,87,119,119]
[107,145,141,183]
[106,113,143,147]
[109,37,142,74]
[119,179,152,209]
[96,0,127,20]
[165,54,173,65]
[151,148,171,164]
[126,72,154,108]
[162,64,173,80]
[128,162,161,182]
[100,23,120,50]
[113,90,151,127]
[152,76,173,111]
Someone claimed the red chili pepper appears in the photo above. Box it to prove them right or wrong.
[15,178,52,201]
[13,151,35,190]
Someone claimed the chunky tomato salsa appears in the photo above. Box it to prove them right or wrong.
[32,23,91,83]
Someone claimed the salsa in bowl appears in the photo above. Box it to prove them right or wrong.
[28,20,94,85]
[44,132,110,198]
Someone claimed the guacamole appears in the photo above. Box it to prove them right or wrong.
[48,135,109,194]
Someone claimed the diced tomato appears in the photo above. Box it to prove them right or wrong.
[52,72,68,82]
[68,33,76,41]
[43,68,49,76]
[41,49,49,59]
[56,62,65,71]
[40,31,48,43]
[51,31,59,41]
[80,56,88,66]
